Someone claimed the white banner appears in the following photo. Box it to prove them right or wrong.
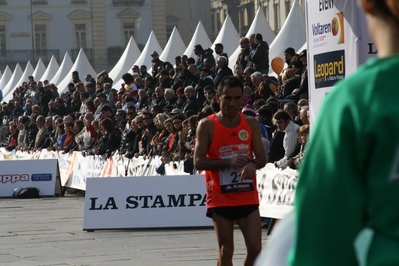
[83,175,212,230]
[0,159,59,197]
[306,0,374,120]
[257,163,298,219]
[0,150,298,219]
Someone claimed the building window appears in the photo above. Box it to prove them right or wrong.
[123,23,135,46]
[166,25,174,40]
[75,23,86,48]
[117,9,140,47]
[0,26,5,50]
[211,12,215,33]
[35,24,47,50]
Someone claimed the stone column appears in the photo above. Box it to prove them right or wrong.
[91,0,107,72]
[152,0,167,47]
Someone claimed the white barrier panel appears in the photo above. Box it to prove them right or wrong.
[0,150,298,219]
[257,163,298,219]
[0,159,59,197]
[83,175,212,230]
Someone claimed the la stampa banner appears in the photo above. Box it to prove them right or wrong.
[306,0,374,119]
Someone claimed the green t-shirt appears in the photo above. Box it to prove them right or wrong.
[289,55,399,266]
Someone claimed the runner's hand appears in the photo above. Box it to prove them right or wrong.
[229,155,250,168]
[239,162,257,180]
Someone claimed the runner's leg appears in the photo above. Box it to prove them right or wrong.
[212,213,235,266]
[237,209,262,266]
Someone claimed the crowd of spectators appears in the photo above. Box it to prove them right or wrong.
[0,33,310,172]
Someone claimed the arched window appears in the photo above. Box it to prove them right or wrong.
[69,10,91,49]
[117,9,140,46]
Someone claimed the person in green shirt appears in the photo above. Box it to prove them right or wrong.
[289,0,399,265]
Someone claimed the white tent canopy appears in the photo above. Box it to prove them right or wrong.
[247,8,276,44]
[212,15,240,61]
[133,31,163,70]
[2,64,23,101]
[32,58,46,82]
[114,31,163,89]
[14,61,34,94]
[269,0,306,73]
[160,27,186,64]
[108,36,141,83]
[0,65,12,92]
[50,52,73,86]
[298,42,307,53]
[39,55,59,82]
[58,48,97,94]
[183,21,212,59]
[229,8,276,69]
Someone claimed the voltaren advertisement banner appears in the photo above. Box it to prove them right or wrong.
[306,0,374,119]
[0,159,58,197]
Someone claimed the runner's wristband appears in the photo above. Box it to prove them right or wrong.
[248,159,259,169]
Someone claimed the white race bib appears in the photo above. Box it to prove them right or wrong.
[219,167,254,193]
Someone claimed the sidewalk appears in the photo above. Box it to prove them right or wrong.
[0,195,269,266]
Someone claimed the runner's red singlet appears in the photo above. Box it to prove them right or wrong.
[205,113,259,209]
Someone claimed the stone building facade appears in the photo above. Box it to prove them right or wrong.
[0,0,173,72]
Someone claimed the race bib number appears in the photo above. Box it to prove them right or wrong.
[220,167,254,193]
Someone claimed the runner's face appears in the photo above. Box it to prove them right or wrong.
[218,86,243,117]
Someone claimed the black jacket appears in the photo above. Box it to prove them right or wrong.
[213,66,233,89]
[249,41,270,71]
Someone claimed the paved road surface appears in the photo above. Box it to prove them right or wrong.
[0,195,270,265]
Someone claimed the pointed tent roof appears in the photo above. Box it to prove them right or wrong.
[247,8,276,44]
[14,61,35,92]
[32,58,46,82]
[298,42,307,53]
[114,31,163,89]
[160,27,186,64]
[0,65,12,91]
[16,61,35,90]
[39,55,59,82]
[133,31,162,69]
[58,48,97,94]
[2,64,23,101]
[183,21,212,59]
[50,52,73,86]
[269,0,306,73]
[212,15,240,59]
[108,36,141,83]
[229,8,276,69]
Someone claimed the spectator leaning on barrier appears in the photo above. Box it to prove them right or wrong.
[286,124,309,170]
[273,110,299,168]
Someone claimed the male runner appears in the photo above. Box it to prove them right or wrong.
[194,76,267,266]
